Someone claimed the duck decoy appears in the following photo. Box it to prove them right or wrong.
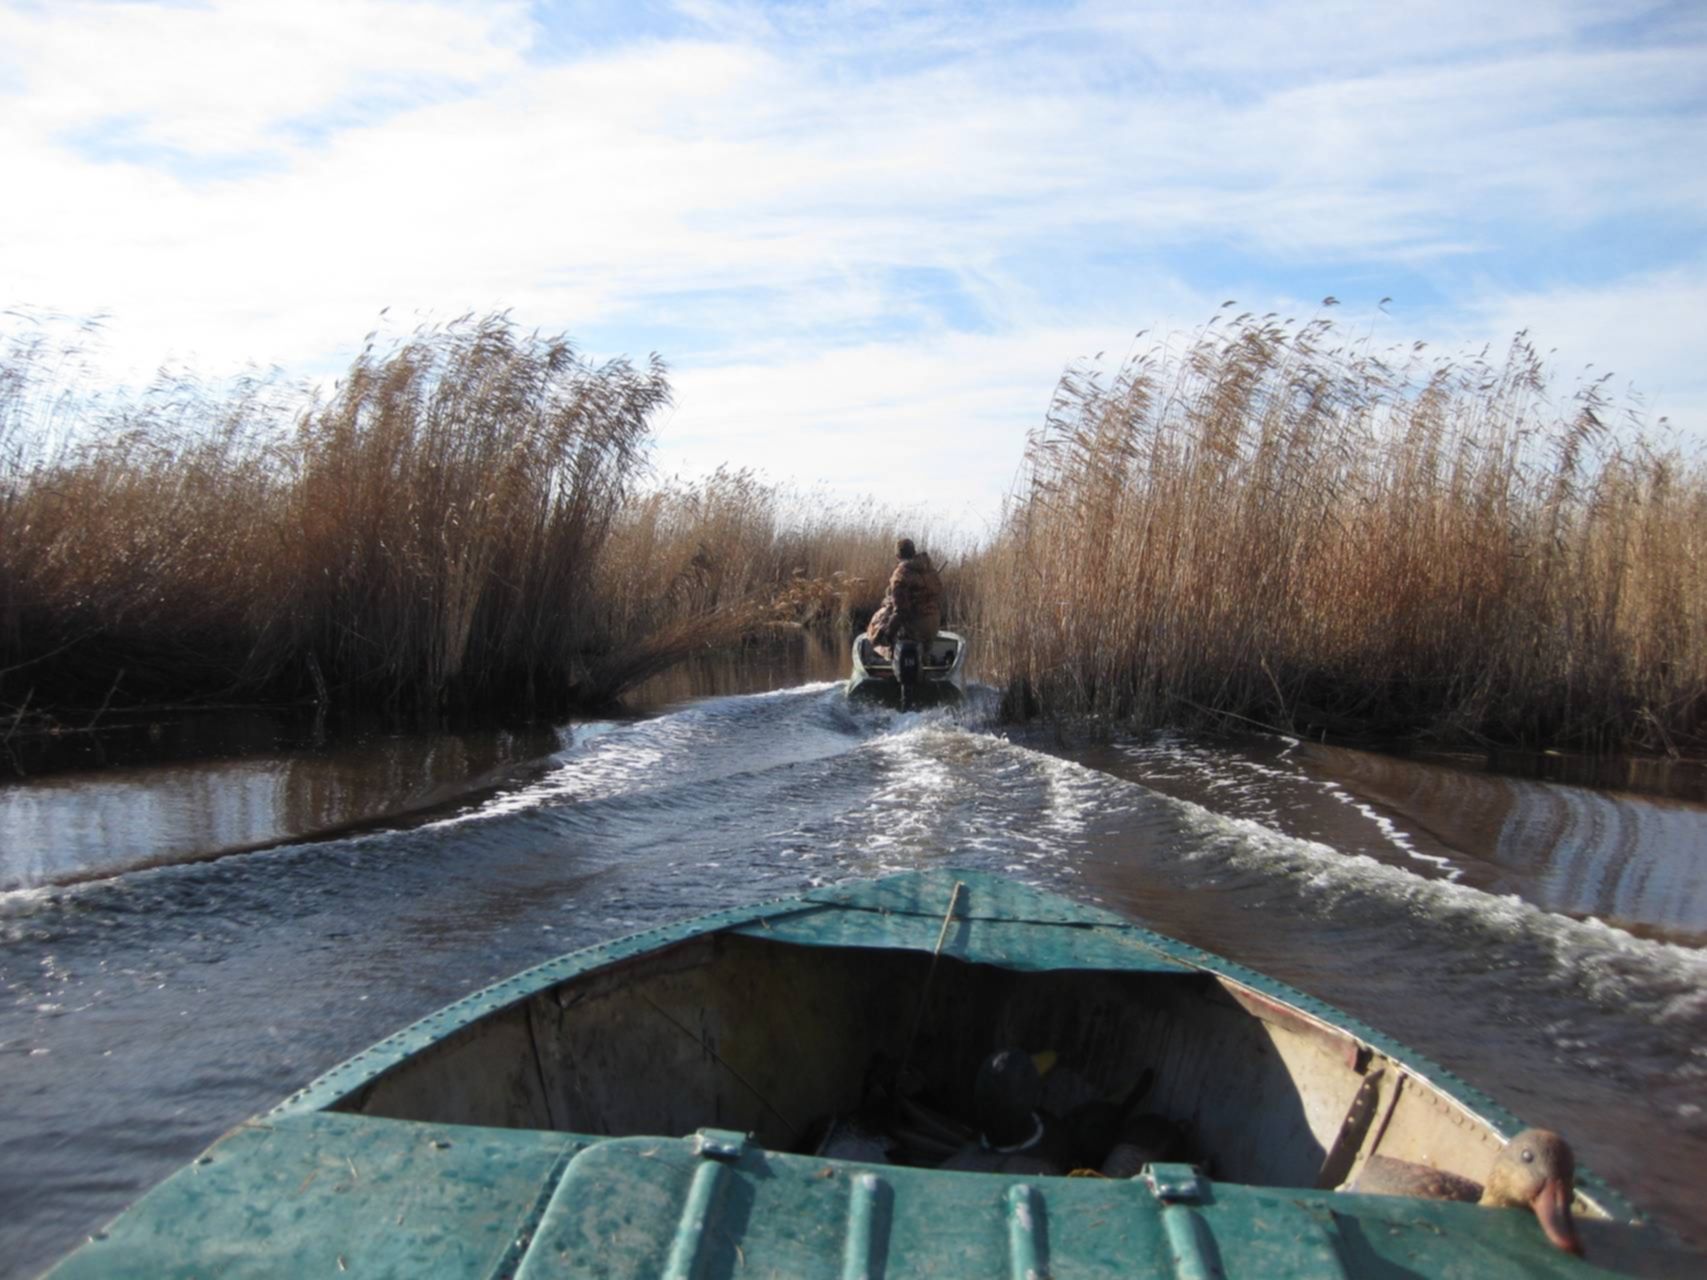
[1060,1067,1157,1170]
[805,1051,919,1165]
[889,1095,972,1164]
[1343,1128,1582,1256]
[897,1093,976,1146]
[938,1048,1073,1175]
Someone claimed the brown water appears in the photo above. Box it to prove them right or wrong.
[3,643,1705,1275]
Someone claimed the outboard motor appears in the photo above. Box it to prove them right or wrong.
[894,638,922,711]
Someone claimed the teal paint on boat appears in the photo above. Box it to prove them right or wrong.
[44,868,1687,1277]
[46,1111,585,1280]
[478,1134,1606,1278]
[731,909,1194,974]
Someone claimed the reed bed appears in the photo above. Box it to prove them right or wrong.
[0,316,899,722]
[10,303,1693,754]
[1,325,298,715]
[970,309,1707,753]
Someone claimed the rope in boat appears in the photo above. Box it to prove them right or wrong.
[898,879,965,1083]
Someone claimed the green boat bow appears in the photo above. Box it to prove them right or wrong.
[47,869,1688,1278]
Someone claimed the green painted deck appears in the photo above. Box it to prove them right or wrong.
[48,1117,1624,1278]
[48,1112,584,1280]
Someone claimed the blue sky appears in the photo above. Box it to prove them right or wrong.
[4,0,1704,534]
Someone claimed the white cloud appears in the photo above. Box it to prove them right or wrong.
[1075,0,1649,81]
[0,0,529,153]
[0,0,1702,517]
[658,274,1234,540]
[1454,265,1707,436]
[662,326,1089,539]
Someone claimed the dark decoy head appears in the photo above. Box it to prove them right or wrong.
[973,1049,1043,1149]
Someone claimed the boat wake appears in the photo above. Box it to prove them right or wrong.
[4,680,1707,1274]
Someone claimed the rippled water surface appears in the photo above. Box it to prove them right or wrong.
[3,655,1705,1276]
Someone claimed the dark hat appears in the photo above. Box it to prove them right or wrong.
[896,537,917,559]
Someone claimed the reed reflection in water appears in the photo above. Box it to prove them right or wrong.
[0,723,561,890]
[1300,742,1707,943]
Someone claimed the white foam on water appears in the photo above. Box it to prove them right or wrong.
[1167,798,1707,997]
[1315,781,1463,879]
[803,720,1076,872]
[756,680,842,698]
[1113,735,1466,879]
[1111,736,1289,827]
[423,686,846,831]
[0,885,55,914]
[819,723,971,857]
[967,734,1707,1007]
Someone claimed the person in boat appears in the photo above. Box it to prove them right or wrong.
[865,537,943,658]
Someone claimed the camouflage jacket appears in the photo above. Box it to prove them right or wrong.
[866,553,943,647]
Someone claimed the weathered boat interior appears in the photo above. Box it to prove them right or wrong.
[333,931,1532,1201]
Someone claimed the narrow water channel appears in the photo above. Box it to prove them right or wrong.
[3,645,1704,1277]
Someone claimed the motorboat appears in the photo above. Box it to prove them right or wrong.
[847,629,967,709]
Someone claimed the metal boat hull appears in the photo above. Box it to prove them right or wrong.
[49,869,1675,1278]
[846,629,966,707]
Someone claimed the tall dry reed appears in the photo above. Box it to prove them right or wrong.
[1,322,295,711]
[281,315,667,709]
[971,308,1706,753]
[0,315,900,721]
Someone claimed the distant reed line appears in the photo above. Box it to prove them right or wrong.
[968,308,1706,753]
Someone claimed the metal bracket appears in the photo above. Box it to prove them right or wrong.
[1316,1067,1385,1189]
[693,1128,749,1162]
[1145,1163,1207,1203]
